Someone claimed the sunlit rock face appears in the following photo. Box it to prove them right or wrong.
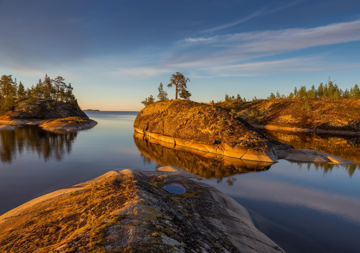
[134,100,278,162]
[221,99,360,133]
[0,169,285,253]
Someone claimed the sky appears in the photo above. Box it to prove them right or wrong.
[0,0,360,111]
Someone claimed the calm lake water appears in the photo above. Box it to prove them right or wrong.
[1,111,359,253]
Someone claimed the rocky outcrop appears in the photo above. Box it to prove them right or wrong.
[0,100,97,133]
[39,117,97,133]
[0,168,285,253]
[4,99,88,119]
[0,117,97,133]
[218,99,360,134]
[134,100,278,162]
[134,100,354,164]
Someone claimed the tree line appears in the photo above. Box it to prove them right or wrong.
[222,79,360,103]
[141,72,191,107]
[0,74,78,113]
[268,79,360,100]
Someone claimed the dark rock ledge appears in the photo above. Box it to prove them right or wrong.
[0,167,285,253]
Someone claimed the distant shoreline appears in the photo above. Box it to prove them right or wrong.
[84,109,100,111]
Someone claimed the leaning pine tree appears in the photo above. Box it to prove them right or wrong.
[167,72,190,99]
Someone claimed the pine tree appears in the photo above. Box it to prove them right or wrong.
[318,83,324,98]
[17,82,25,99]
[167,72,190,99]
[52,76,67,102]
[353,84,360,99]
[43,74,52,99]
[268,93,276,100]
[157,82,168,101]
[276,91,280,99]
[179,88,191,100]
[0,75,16,99]
[225,94,229,101]
[141,95,155,107]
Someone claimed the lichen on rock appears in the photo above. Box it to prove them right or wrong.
[134,100,278,162]
[0,168,285,253]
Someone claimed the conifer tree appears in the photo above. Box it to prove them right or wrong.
[167,72,190,99]
[17,82,25,99]
[141,95,155,107]
[225,94,229,101]
[179,88,191,100]
[276,91,281,99]
[157,82,168,101]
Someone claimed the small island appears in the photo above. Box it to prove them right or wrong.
[84,109,100,111]
[0,74,97,133]
[135,73,355,165]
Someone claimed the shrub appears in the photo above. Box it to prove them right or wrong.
[302,100,312,111]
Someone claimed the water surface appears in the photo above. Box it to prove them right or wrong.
[0,111,359,253]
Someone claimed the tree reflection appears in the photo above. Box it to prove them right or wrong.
[133,132,271,183]
[0,126,76,163]
[261,130,359,177]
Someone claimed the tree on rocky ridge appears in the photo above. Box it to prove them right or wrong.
[157,82,168,101]
[167,72,190,100]
[141,95,155,107]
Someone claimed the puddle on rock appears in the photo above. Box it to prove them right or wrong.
[163,183,186,194]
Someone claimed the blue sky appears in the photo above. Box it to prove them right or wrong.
[1,0,360,110]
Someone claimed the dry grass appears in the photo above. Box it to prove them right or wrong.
[0,175,135,253]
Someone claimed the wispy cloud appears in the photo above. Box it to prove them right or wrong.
[175,19,360,70]
[85,18,360,80]
[201,0,305,33]
[111,66,170,79]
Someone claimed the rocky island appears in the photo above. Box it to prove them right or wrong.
[0,75,97,133]
[134,99,353,164]
[0,167,284,253]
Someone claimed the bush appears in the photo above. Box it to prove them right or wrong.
[302,101,312,111]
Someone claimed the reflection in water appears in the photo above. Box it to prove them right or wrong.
[0,126,77,163]
[134,132,271,183]
[261,130,359,177]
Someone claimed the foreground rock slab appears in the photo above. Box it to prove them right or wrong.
[0,168,284,253]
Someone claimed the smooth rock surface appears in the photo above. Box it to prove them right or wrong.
[0,168,285,253]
